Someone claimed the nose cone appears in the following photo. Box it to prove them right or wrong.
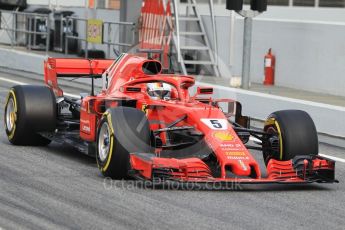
[228,160,252,177]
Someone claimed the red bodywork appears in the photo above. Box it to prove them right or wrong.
[44,54,336,184]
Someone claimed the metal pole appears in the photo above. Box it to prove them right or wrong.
[85,40,89,58]
[132,24,135,50]
[24,14,27,48]
[241,16,252,89]
[172,0,181,62]
[65,36,68,55]
[46,15,50,55]
[107,23,111,58]
[61,17,65,52]
[11,12,15,47]
[28,16,32,50]
[33,16,37,48]
[229,10,235,66]
[209,0,218,66]
[85,0,89,58]
[92,0,97,50]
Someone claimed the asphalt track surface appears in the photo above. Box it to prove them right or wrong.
[0,71,344,230]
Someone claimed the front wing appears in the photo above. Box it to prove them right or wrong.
[129,153,338,185]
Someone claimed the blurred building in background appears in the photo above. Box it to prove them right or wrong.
[1,0,345,97]
[25,0,345,8]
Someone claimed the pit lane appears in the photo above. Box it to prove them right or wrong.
[0,71,344,230]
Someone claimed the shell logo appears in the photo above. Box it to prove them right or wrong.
[213,131,234,142]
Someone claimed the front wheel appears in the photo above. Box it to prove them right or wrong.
[262,110,318,165]
[96,107,151,179]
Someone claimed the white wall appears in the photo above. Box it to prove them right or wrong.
[194,4,345,22]
[201,14,345,97]
[246,19,345,97]
[176,4,345,96]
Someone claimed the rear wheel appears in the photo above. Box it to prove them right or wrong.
[262,110,318,165]
[96,107,151,179]
[4,85,56,146]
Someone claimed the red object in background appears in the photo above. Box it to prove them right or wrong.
[88,0,94,8]
[139,0,172,70]
[264,48,275,85]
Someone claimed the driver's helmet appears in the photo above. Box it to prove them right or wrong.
[147,82,171,100]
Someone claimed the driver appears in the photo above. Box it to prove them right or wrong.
[147,82,172,100]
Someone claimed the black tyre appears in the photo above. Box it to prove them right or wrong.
[263,110,318,165]
[96,107,151,179]
[4,85,56,146]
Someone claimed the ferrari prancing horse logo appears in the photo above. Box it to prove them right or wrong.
[142,104,148,115]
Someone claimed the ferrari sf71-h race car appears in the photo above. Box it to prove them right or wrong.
[4,54,337,186]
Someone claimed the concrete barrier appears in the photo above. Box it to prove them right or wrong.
[0,47,46,75]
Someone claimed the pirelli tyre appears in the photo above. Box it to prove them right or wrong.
[96,107,151,179]
[263,110,318,165]
[4,85,56,146]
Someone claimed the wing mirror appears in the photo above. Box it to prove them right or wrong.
[120,86,142,93]
[196,87,213,95]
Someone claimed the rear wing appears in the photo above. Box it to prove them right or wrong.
[44,57,113,97]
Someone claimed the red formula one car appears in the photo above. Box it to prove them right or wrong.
[4,54,337,185]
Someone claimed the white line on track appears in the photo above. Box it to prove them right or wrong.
[319,154,345,163]
[0,76,25,86]
[1,76,345,163]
